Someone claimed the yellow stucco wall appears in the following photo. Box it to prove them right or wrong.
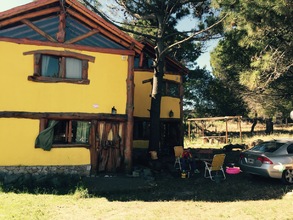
[134,70,182,118]
[0,41,129,166]
[0,118,89,165]
[0,42,128,114]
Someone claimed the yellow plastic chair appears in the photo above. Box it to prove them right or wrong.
[174,146,184,170]
[204,154,226,181]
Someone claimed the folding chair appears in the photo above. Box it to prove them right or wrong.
[204,153,226,181]
[173,146,184,170]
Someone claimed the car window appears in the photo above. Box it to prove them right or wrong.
[287,144,293,154]
[251,142,283,153]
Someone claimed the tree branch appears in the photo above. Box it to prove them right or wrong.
[82,0,156,39]
[161,13,228,57]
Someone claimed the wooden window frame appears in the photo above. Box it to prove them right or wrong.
[162,80,180,98]
[24,50,95,85]
[142,78,180,98]
[38,119,91,149]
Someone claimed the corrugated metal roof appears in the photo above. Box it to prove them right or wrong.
[0,0,144,54]
[0,15,126,49]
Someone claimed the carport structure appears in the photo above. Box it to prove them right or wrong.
[187,116,242,144]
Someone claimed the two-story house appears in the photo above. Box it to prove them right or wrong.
[0,0,187,176]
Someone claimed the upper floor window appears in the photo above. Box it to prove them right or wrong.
[134,53,153,70]
[142,78,181,98]
[24,50,95,84]
[162,80,180,98]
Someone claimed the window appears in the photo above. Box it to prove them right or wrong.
[133,121,150,140]
[24,50,95,84]
[52,120,91,144]
[287,144,293,154]
[36,119,91,150]
[251,142,283,153]
[134,54,153,69]
[161,80,180,97]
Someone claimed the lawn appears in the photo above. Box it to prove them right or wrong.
[1,126,293,220]
[1,172,293,220]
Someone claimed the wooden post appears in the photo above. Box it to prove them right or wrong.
[225,118,228,143]
[188,121,191,140]
[90,120,98,176]
[57,6,66,43]
[239,116,242,142]
[124,55,135,174]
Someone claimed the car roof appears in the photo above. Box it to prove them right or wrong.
[268,138,293,143]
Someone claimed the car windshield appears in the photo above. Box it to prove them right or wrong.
[251,142,284,153]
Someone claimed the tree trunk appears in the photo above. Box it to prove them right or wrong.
[148,18,166,155]
[148,42,165,153]
[250,118,257,134]
[148,90,162,151]
[148,64,163,152]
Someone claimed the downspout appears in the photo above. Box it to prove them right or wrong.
[125,55,135,174]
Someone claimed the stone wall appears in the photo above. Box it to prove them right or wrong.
[0,165,91,176]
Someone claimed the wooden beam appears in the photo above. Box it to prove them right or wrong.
[0,111,127,121]
[0,37,136,56]
[66,6,143,54]
[187,116,242,121]
[67,8,98,29]
[24,49,96,62]
[68,8,137,53]
[142,78,153,84]
[139,52,144,68]
[21,19,57,42]
[65,29,100,44]
[0,0,58,20]
[0,7,60,28]
[56,9,66,43]
[27,75,90,84]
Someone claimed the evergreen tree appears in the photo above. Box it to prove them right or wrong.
[211,0,293,118]
[83,0,227,152]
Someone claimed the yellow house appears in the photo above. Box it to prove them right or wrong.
[0,0,187,176]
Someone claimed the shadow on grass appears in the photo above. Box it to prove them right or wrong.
[1,148,292,202]
[1,167,292,202]
[83,167,293,202]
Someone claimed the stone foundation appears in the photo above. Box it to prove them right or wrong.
[0,165,91,176]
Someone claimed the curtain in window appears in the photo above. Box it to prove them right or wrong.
[66,58,82,79]
[42,55,59,77]
[76,121,90,143]
[35,120,59,151]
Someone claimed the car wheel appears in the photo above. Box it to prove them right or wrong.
[281,169,293,185]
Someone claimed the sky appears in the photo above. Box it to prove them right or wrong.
[0,0,216,71]
[0,0,33,12]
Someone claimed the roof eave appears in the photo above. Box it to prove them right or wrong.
[0,0,143,54]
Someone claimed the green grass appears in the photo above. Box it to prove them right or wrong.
[0,178,293,220]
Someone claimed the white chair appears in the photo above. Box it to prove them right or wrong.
[204,153,226,181]
[174,146,184,170]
